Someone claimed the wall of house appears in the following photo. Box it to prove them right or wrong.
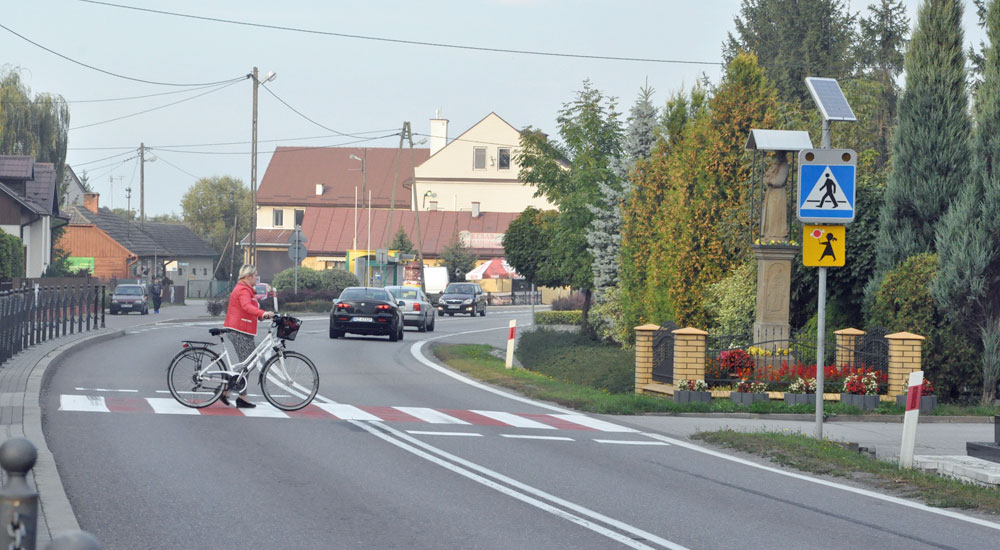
[23,216,50,277]
[413,182,551,213]
[56,225,131,279]
[165,256,215,281]
[256,205,306,230]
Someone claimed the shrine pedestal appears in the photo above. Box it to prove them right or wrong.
[752,244,799,347]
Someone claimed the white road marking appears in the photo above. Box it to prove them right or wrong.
[59,395,108,412]
[146,398,200,415]
[406,431,482,437]
[394,407,469,425]
[236,402,289,418]
[594,440,670,446]
[314,403,382,421]
[471,410,555,430]
[73,388,138,393]
[551,414,636,433]
[501,434,574,441]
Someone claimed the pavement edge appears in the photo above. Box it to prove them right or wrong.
[22,329,125,539]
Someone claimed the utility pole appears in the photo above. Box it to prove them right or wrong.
[407,129,427,293]
[385,122,408,248]
[248,67,276,266]
[139,142,145,224]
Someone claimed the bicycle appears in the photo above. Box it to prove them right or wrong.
[166,314,319,411]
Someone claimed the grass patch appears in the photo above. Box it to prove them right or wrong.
[693,429,1000,514]
[515,327,634,393]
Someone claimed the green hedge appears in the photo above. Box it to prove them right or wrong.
[0,229,24,280]
[535,310,582,325]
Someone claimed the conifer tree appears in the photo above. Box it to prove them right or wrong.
[869,0,971,302]
[933,0,1000,404]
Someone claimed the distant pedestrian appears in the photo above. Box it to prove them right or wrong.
[150,278,163,314]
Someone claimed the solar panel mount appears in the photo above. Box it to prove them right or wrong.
[805,77,857,122]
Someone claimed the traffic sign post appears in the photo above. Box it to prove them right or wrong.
[287,230,308,294]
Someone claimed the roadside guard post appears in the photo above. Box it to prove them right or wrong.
[899,370,924,469]
[506,319,516,369]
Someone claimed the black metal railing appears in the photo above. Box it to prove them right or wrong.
[0,284,106,366]
[651,321,678,383]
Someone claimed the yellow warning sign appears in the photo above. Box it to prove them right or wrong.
[803,225,845,267]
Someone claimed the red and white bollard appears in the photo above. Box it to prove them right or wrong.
[505,319,516,369]
[899,370,924,468]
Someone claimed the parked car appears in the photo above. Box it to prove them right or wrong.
[384,285,435,332]
[254,282,276,309]
[437,282,486,317]
[109,284,148,315]
[329,287,405,341]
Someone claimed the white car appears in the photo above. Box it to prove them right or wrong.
[384,285,436,332]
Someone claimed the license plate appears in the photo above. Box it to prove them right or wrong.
[352,317,373,322]
[120,304,131,308]
[448,305,459,309]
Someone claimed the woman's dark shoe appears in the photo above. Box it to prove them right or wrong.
[236,397,256,409]
[219,394,231,406]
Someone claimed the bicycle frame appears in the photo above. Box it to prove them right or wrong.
[196,328,282,387]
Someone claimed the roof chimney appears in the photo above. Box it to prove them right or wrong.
[315,183,324,196]
[430,113,448,156]
[472,202,480,218]
[83,192,99,214]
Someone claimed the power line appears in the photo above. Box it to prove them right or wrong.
[69,80,242,131]
[72,149,137,166]
[260,84,384,139]
[148,133,400,156]
[0,22,247,87]
[152,152,199,180]
[79,0,723,66]
[67,129,400,150]
[0,82,235,106]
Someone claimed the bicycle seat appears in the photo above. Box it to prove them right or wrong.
[209,328,234,336]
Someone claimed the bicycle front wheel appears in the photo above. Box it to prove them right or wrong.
[167,347,226,408]
[260,351,319,411]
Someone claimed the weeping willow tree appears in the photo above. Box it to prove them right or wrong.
[0,70,70,193]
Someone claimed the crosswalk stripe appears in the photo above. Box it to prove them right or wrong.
[393,407,469,425]
[59,395,108,412]
[551,414,636,433]
[236,402,289,418]
[470,410,555,430]
[314,403,382,421]
[147,398,200,415]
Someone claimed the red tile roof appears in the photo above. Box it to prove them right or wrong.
[244,208,518,257]
[257,146,430,209]
[239,228,295,246]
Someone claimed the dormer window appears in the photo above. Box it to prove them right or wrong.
[473,147,486,170]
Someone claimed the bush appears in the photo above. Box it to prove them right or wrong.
[535,310,582,325]
[515,328,635,393]
[319,269,359,295]
[589,286,631,347]
[551,293,586,311]
[0,229,24,280]
[206,297,226,316]
[281,300,333,313]
[277,288,338,304]
[272,267,324,292]
[868,253,980,402]
[704,260,756,336]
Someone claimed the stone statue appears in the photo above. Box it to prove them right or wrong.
[760,151,790,242]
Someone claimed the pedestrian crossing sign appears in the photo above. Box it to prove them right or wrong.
[803,225,845,267]
[797,148,856,223]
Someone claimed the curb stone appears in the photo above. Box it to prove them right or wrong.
[639,412,995,423]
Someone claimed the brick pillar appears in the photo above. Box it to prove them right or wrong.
[887,332,924,398]
[634,324,659,394]
[834,328,865,367]
[673,327,708,383]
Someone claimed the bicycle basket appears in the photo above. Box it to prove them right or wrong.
[276,315,301,341]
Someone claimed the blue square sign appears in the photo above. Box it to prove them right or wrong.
[797,149,856,224]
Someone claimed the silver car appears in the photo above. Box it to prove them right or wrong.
[385,285,436,332]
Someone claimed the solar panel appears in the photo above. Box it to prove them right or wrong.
[805,77,856,122]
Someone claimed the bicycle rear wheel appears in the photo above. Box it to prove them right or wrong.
[167,347,226,408]
[260,351,319,411]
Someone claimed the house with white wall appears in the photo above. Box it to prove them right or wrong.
[412,112,555,213]
[0,156,60,278]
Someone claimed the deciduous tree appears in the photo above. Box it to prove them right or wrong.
[180,176,251,280]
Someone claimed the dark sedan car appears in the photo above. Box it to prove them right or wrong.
[329,287,405,341]
[437,282,486,317]
[109,284,148,315]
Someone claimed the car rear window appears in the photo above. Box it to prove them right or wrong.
[115,286,143,296]
[390,288,419,300]
[340,288,390,301]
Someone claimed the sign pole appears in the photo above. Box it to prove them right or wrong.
[815,266,826,438]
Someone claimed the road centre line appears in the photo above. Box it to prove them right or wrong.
[405,431,483,437]
[640,432,1000,532]
[356,420,686,550]
[501,434,575,441]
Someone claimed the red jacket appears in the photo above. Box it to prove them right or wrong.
[224,281,266,335]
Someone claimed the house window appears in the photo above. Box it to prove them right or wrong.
[203,268,208,276]
[294,209,305,227]
[273,209,284,227]
[498,148,510,170]
[473,147,486,170]
[178,267,183,276]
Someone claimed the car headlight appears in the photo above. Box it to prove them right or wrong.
[463,298,472,304]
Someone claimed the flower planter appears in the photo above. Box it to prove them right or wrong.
[784,393,816,406]
[674,390,712,404]
[730,392,768,406]
[840,393,880,410]
[896,394,938,413]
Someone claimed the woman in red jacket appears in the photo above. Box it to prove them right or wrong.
[222,264,274,408]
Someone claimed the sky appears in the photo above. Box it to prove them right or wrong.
[2,0,988,216]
